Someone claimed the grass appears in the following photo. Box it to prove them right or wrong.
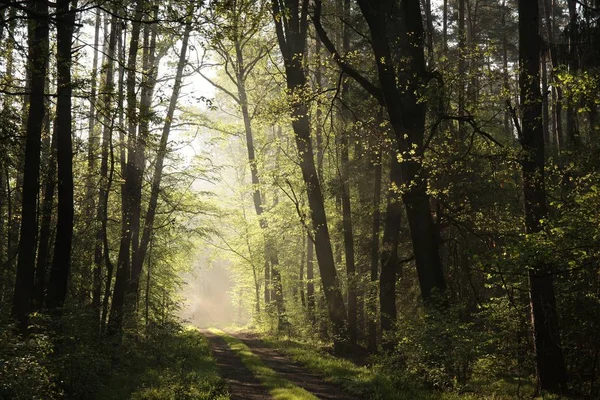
[107,326,229,400]
[259,335,544,400]
[210,328,319,400]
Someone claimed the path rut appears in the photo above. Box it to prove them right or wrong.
[205,330,360,400]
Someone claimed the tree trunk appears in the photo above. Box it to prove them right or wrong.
[12,0,49,330]
[34,129,57,310]
[129,6,161,299]
[96,12,118,329]
[340,0,357,346]
[306,233,315,324]
[368,150,382,353]
[109,0,144,334]
[356,0,446,322]
[518,0,568,393]
[133,15,193,312]
[46,0,77,311]
[272,0,348,348]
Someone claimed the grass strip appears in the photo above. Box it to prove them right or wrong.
[129,326,229,400]
[260,336,540,400]
[210,328,319,400]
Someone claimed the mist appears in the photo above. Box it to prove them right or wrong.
[178,256,240,329]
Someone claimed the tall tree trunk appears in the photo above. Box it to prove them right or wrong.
[85,10,101,295]
[458,0,467,137]
[109,0,145,334]
[542,0,564,148]
[379,154,402,348]
[46,0,77,311]
[566,0,578,146]
[129,6,161,300]
[12,0,49,330]
[132,15,193,312]
[355,0,446,327]
[95,12,118,328]
[340,0,357,346]
[306,233,315,324]
[272,0,348,350]
[368,150,382,353]
[232,36,286,326]
[34,130,57,309]
[518,0,568,393]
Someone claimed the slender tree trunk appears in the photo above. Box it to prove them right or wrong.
[129,6,162,300]
[46,0,77,311]
[85,10,101,295]
[34,130,57,309]
[133,16,193,311]
[356,0,446,335]
[272,0,348,348]
[542,0,564,148]
[519,0,568,393]
[566,0,578,146]
[306,233,315,323]
[109,0,144,334]
[368,150,382,353]
[340,0,357,346]
[95,12,118,327]
[12,0,49,330]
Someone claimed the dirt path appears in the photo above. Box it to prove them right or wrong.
[205,329,360,400]
[203,331,271,400]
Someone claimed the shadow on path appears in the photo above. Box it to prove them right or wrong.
[203,330,272,400]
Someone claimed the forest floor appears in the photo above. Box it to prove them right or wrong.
[203,329,537,400]
[203,329,361,400]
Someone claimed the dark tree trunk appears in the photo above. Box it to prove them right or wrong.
[12,0,49,330]
[109,0,144,334]
[368,150,382,353]
[354,0,446,338]
[379,155,402,348]
[133,15,193,312]
[272,0,348,349]
[34,130,57,310]
[94,12,117,324]
[129,7,161,299]
[46,0,77,311]
[340,0,357,346]
[306,233,315,324]
[518,0,568,393]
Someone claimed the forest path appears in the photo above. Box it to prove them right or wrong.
[203,331,271,400]
[203,329,360,400]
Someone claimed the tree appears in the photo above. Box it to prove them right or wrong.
[12,0,50,330]
[46,0,77,310]
[518,0,568,393]
[271,0,348,349]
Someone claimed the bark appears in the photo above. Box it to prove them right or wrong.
[306,233,315,324]
[354,0,446,318]
[458,0,467,137]
[340,0,357,346]
[566,0,578,146]
[368,150,382,353]
[109,0,145,334]
[271,0,348,349]
[95,12,118,327]
[46,0,77,311]
[34,130,57,309]
[379,154,403,348]
[129,6,161,299]
[12,0,49,330]
[133,16,193,311]
[85,10,101,290]
[519,0,568,393]
[541,0,564,148]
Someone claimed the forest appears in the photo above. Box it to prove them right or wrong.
[0,0,599,398]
